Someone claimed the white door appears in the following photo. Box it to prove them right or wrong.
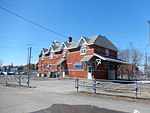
[62,66,65,77]
[87,64,92,79]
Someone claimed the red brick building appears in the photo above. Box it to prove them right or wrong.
[37,35,128,79]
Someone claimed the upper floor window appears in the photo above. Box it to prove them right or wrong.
[50,52,53,59]
[41,55,44,60]
[105,49,109,56]
[62,51,67,57]
[80,47,86,55]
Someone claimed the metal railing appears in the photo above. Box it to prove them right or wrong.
[75,78,141,98]
[3,74,30,87]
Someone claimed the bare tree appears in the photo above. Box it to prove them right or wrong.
[118,43,143,79]
[119,43,143,66]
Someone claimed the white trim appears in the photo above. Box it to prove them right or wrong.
[76,36,88,47]
[94,53,106,60]
[59,42,68,51]
[94,53,129,64]
[80,47,86,55]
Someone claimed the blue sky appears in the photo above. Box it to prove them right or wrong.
[0,0,150,65]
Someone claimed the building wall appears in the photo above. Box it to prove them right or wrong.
[38,44,118,79]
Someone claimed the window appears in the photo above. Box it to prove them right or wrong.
[41,55,44,60]
[62,51,67,57]
[95,48,105,55]
[105,49,109,56]
[80,47,86,55]
[44,63,49,67]
[50,52,53,59]
[72,62,82,69]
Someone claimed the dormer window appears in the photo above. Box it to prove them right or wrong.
[50,52,53,59]
[41,55,44,60]
[62,51,67,57]
[105,49,109,56]
[80,47,86,55]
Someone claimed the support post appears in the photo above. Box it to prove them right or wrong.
[75,77,79,92]
[18,76,21,86]
[135,82,138,98]
[93,78,96,94]
[27,74,30,87]
[4,74,7,85]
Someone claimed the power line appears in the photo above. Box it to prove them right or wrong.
[0,6,68,38]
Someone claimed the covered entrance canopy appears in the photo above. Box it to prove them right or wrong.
[94,53,129,64]
[57,58,66,65]
[80,55,94,63]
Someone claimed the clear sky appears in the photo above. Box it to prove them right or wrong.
[0,0,150,66]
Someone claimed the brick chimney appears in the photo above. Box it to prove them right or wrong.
[68,37,72,43]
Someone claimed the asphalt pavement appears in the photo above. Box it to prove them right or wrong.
[0,76,149,113]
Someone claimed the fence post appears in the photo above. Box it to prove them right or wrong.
[75,77,79,92]
[135,82,138,98]
[4,75,7,85]
[27,74,30,87]
[18,76,21,86]
[93,78,96,94]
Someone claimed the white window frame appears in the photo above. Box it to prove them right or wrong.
[80,47,86,55]
[62,51,67,58]
[50,52,53,59]
[105,49,109,56]
[41,55,44,60]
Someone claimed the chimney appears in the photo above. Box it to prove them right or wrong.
[68,37,72,43]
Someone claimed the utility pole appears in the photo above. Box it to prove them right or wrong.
[145,21,150,77]
[145,53,148,77]
[27,44,32,87]
[147,21,150,44]
[147,21,150,78]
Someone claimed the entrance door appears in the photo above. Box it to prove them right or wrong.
[62,66,65,77]
[108,70,116,80]
[87,64,92,79]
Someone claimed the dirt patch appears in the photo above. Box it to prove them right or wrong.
[73,91,150,104]
[31,104,128,113]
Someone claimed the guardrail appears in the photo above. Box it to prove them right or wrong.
[3,75,30,87]
[75,78,141,98]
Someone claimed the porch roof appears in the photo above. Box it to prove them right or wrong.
[80,55,94,63]
[94,53,129,64]
[56,58,66,65]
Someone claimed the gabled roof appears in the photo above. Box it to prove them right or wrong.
[39,34,119,55]
[39,48,48,56]
[67,34,118,51]
[67,40,79,49]
[85,35,118,51]
[43,48,48,52]
[45,45,59,54]
[51,45,59,50]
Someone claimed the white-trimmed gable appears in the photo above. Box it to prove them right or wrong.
[76,36,88,47]
[60,42,67,50]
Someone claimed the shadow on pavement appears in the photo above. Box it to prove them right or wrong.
[31,104,128,113]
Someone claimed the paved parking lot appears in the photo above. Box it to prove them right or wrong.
[0,76,150,113]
